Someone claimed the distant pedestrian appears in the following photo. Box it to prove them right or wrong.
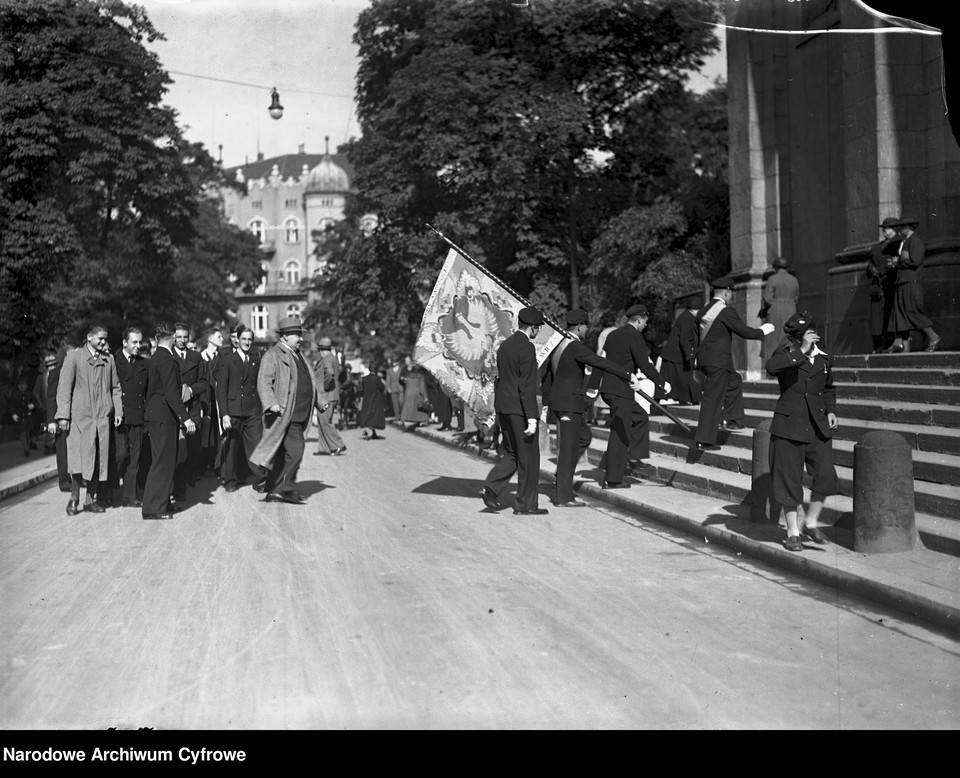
[2,375,36,457]
[693,277,774,450]
[760,256,799,362]
[886,216,941,353]
[867,218,899,353]
[399,363,430,428]
[358,361,387,440]
[313,336,346,456]
[385,356,403,418]
[55,323,123,514]
[764,312,838,552]
[481,307,548,516]
[249,316,317,505]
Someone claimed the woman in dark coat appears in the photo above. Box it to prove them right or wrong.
[764,312,839,552]
[358,364,387,440]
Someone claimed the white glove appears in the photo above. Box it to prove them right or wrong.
[662,381,672,395]
[524,419,537,437]
[760,322,775,335]
[540,406,549,423]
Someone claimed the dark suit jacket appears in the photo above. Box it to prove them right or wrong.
[44,364,62,424]
[542,338,632,415]
[216,351,262,418]
[765,344,836,443]
[494,331,539,419]
[115,351,149,425]
[695,301,766,371]
[660,309,698,367]
[591,324,664,398]
[173,348,208,422]
[145,347,191,426]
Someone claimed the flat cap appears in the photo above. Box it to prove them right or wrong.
[564,309,589,326]
[880,217,900,229]
[783,311,817,337]
[518,306,545,326]
[625,304,649,318]
[276,316,304,334]
[711,276,736,290]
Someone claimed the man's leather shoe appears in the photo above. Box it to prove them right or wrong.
[121,498,143,508]
[784,535,804,552]
[252,483,267,493]
[514,508,549,515]
[142,513,174,521]
[481,486,500,511]
[696,442,720,451]
[802,525,829,544]
[555,500,587,508]
[602,481,629,490]
[84,502,106,513]
[224,483,238,493]
[266,491,305,505]
[720,420,744,430]
[332,446,347,455]
[66,499,81,516]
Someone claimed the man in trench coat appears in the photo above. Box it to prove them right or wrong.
[55,323,123,515]
[249,316,318,504]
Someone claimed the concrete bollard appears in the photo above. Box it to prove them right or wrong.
[749,419,782,523]
[853,430,920,553]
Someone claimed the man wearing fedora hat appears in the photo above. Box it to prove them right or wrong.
[249,316,318,504]
[760,256,799,362]
[867,218,901,353]
[313,336,346,456]
[541,309,644,506]
[481,306,549,515]
[886,216,941,353]
[693,277,775,450]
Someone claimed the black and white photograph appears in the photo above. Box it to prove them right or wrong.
[1,0,958,739]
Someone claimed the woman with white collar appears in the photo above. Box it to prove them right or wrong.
[765,312,839,552]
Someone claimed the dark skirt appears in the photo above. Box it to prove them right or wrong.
[889,280,933,332]
[358,375,387,430]
[661,360,701,404]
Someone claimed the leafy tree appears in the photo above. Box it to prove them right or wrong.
[0,0,260,374]
[341,0,723,336]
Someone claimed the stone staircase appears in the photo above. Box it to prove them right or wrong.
[576,351,960,556]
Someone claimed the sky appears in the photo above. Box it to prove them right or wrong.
[142,0,726,170]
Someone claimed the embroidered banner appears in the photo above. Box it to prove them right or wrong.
[413,248,564,427]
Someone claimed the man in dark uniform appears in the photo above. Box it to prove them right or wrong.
[217,326,266,493]
[171,322,208,500]
[765,312,839,552]
[142,322,196,520]
[867,217,899,353]
[693,277,774,450]
[589,304,669,489]
[659,292,702,406]
[114,327,149,507]
[250,316,317,504]
[541,309,643,507]
[481,306,548,515]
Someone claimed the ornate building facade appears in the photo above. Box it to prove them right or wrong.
[221,142,354,344]
[726,0,958,376]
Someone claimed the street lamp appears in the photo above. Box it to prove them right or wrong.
[268,87,283,120]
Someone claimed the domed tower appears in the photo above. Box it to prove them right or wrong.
[304,136,350,274]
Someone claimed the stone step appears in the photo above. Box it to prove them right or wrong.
[830,367,960,387]
[579,425,960,523]
[833,352,959,369]
[741,380,960,406]
[559,435,960,558]
[648,402,960,456]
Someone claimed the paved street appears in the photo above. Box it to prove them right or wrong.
[1,426,957,729]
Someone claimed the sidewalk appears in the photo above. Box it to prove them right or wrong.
[0,439,59,502]
[405,422,960,637]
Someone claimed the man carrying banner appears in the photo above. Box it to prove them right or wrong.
[541,309,646,507]
[481,306,549,515]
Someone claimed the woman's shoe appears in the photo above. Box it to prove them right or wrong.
[890,343,904,353]
[784,535,804,552]
[802,525,829,544]
[924,336,942,352]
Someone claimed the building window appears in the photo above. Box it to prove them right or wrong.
[251,200,262,209]
[285,198,299,208]
[251,305,268,337]
[284,217,300,244]
[249,218,266,243]
[285,260,302,286]
[286,304,302,320]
